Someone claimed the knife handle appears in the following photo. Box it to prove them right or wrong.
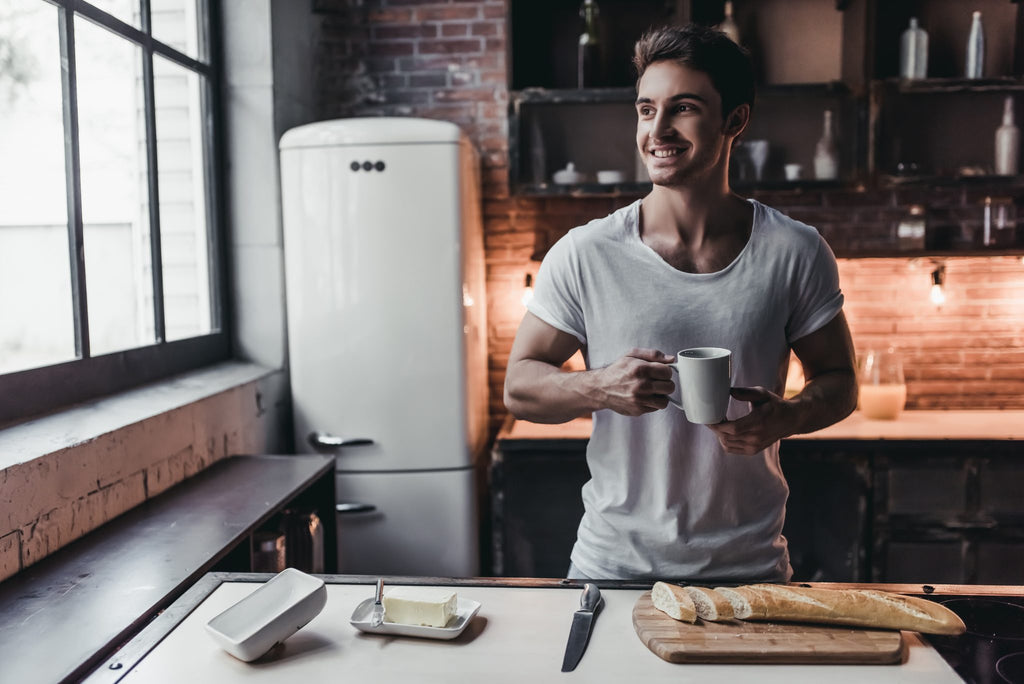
[581,583,602,612]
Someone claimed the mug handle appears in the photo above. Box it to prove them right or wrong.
[666,362,684,411]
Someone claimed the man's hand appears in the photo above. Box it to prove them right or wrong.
[594,348,676,416]
[705,386,797,455]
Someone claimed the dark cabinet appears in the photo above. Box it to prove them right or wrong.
[872,440,1024,584]
[490,424,1024,583]
[489,432,589,577]
[776,443,871,582]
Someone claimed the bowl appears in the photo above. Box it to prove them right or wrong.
[205,568,327,662]
[596,170,626,184]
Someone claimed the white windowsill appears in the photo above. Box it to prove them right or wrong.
[0,361,278,472]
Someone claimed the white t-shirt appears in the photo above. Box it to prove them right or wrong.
[528,198,844,581]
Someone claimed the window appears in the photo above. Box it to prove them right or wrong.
[0,0,226,425]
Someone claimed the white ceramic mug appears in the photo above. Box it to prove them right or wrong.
[666,347,733,424]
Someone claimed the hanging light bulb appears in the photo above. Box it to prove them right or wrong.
[521,273,534,307]
[930,264,946,306]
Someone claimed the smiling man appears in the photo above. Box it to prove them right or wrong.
[503,24,858,582]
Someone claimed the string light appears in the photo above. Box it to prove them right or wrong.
[521,273,534,307]
[930,264,946,307]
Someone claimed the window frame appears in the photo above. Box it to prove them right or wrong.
[0,0,230,427]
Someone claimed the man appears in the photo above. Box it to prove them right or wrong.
[503,24,857,582]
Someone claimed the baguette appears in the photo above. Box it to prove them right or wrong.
[734,584,965,635]
[683,585,734,621]
[713,585,769,619]
[650,581,697,623]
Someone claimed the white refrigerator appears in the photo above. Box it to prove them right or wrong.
[279,118,489,577]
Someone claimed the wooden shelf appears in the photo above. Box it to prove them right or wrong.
[506,0,1024,257]
[880,77,1024,94]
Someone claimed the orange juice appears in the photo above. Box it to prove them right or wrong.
[859,383,907,420]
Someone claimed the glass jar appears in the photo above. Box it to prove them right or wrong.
[858,347,907,420]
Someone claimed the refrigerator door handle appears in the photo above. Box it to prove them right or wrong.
[309,431,375,450]
[336,502,378,514]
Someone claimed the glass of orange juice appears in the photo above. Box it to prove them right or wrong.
[858,347,907,420]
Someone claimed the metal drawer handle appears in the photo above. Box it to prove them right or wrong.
[336,502,377,514]
[309,431,374,450]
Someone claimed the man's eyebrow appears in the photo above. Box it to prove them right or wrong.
[635,93,708,106]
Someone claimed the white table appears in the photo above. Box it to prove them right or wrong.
[84,577,964,684]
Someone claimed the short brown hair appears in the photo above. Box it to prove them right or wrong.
[633,24,755,121]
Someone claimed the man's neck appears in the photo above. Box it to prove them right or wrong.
[638,181,752,274]
[641,179,738,241]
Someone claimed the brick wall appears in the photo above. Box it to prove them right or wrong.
[315,1,1024,438]
[0,373,281,581]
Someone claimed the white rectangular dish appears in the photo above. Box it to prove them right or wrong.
[205,568,327,662]
[350,595,481,640]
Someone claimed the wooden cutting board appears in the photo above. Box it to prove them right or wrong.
[632,591,905,664]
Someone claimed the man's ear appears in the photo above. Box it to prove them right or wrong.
[724,103,750,139]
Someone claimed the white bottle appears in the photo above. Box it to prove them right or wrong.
[966,11,984,79]
[814,110,839,180]
[718,1,741,44]
[899,17,928,79]
[995,96,1021,175]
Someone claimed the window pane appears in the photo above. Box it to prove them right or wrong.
[75,16,156,355]
[86,0,140,30]
[0,0,76,373]
[152,0,202,60]
[154,54,212,340]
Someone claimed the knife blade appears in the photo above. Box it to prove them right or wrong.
[560,583,603,672]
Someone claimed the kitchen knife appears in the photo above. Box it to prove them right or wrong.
[560,583,603,672]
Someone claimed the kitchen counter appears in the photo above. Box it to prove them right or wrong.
[77,574,1015,684]
[499,410,1024,442]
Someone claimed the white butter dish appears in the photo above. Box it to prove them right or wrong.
[205,568,327,662]
[350,595,481,640]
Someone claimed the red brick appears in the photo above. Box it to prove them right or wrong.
[418,38,484,55]
[482,4,506,19]
[441,23,470,37]
[373,24,437,40]
[367,8,414,23]
[471,21,499,37]
[435,87,497,102]
[416,6,480,22]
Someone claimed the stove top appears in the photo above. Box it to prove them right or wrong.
[922,595,1024,684]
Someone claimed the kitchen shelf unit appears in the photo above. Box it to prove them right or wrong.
[506,0,1024,255]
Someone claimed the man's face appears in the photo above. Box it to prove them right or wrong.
[635,61,733,187]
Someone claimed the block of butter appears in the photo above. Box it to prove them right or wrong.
[382,587,458,627]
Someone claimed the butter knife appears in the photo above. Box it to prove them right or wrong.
[370,578,384,627]
[560,583,602,672]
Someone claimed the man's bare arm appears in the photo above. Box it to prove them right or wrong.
[707,311,857,454]
[504,313,675,424]
[784,310,859,435]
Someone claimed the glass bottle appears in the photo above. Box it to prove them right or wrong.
[577,0,601,88]
[966,10,984,79]
[814,109,839,180]
[717,1,741,44]
[995,96,1021,176]
[899,17,928,79]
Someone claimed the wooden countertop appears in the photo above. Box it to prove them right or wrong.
[80,575,1001,684]
[499,410,1024,442]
